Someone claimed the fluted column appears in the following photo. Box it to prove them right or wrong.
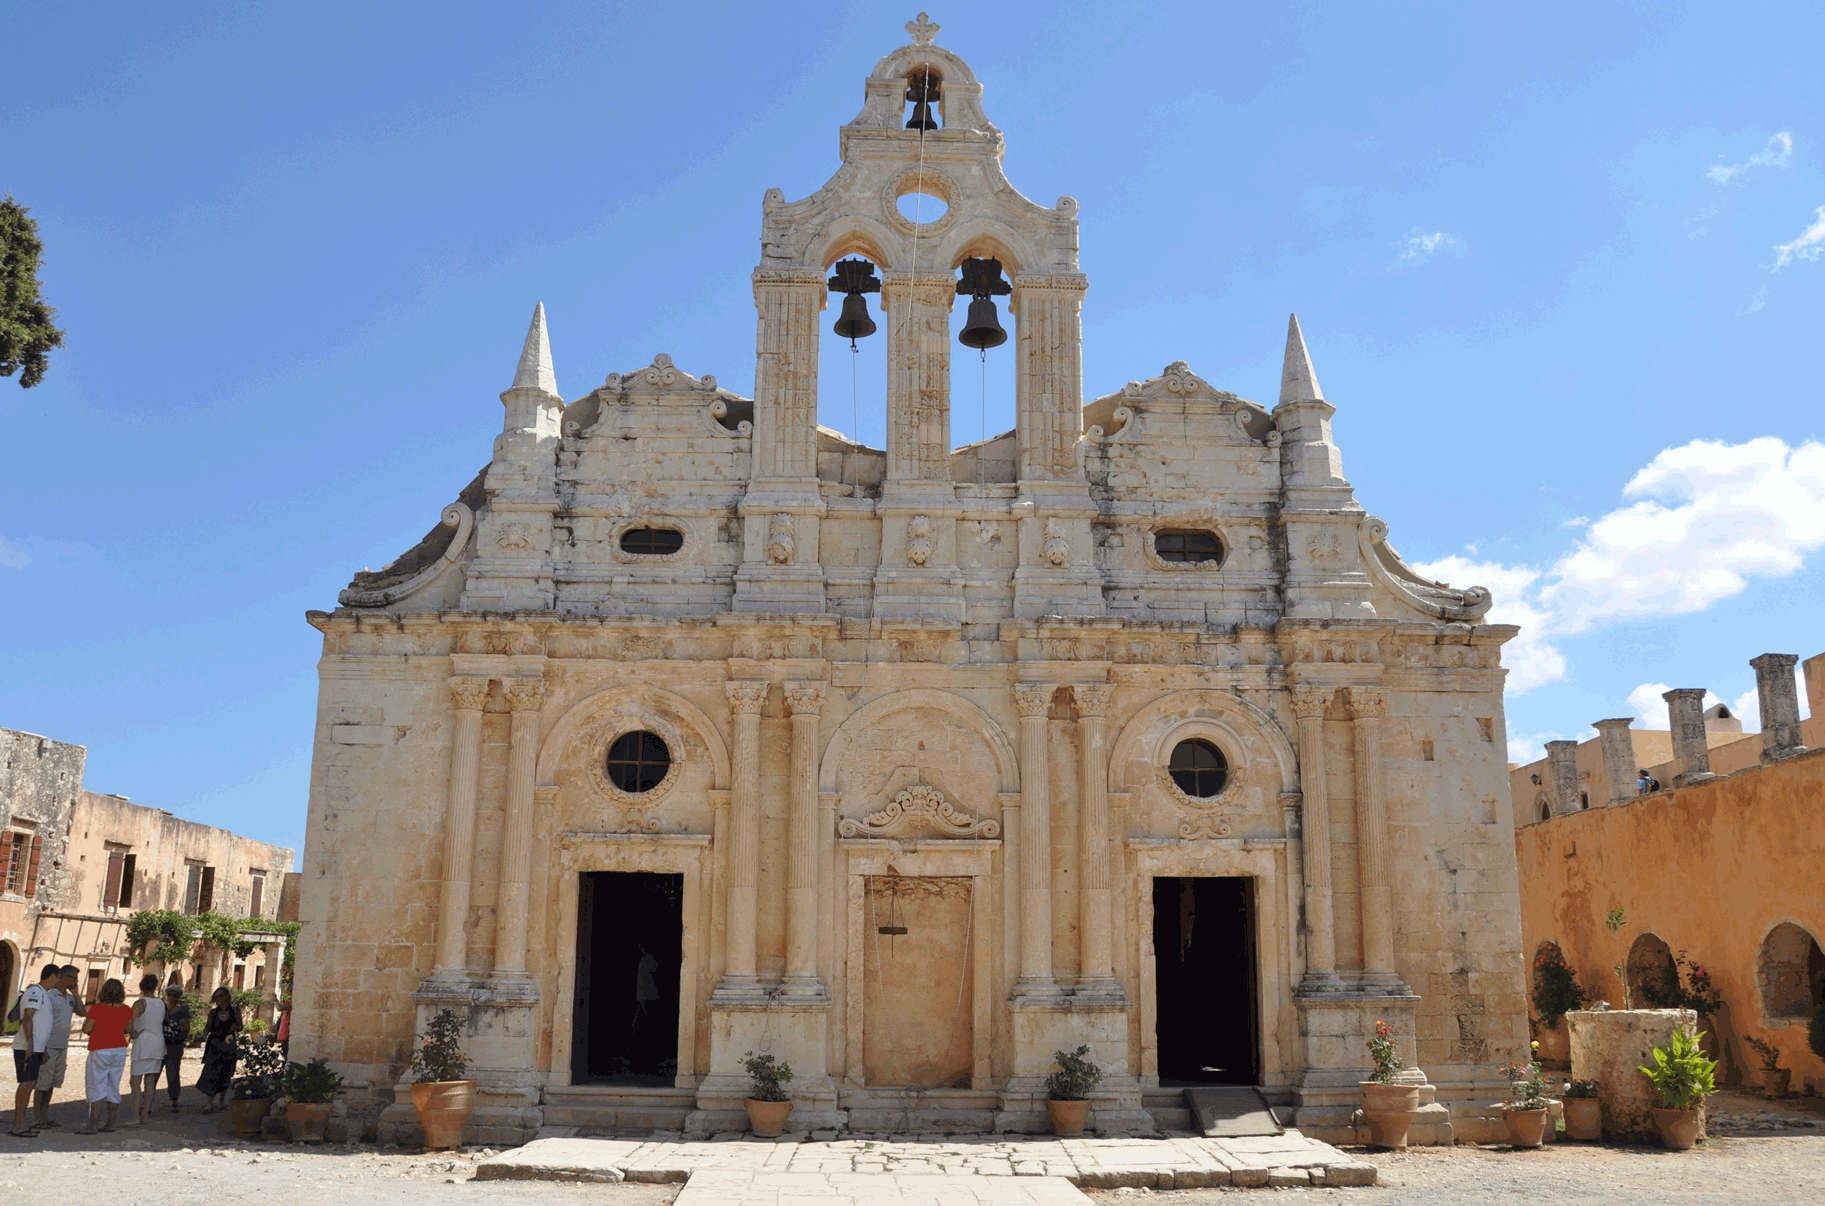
[1291,685,1340,990]
[783,681,827,999]
[432,677,491,977]
[1348,688,1400,986]
[750,270,825,483]
[718,681,770,999]
[1074,683,1120,1000]
[1012,683,1059,997]
[882,270,955,483]
[492,676,543,985]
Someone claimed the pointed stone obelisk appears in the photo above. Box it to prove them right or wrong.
[509,302,559,399]
[1280,313,1324,404]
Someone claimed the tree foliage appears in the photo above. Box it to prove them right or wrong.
[0,196,65,388]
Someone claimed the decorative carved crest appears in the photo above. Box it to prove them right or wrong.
[905,514,935,566]
[767,513,797,565]
[495,522,535,551]
[603,352,718,395]
[838,785,1000,840]
[1041,517,1070,567]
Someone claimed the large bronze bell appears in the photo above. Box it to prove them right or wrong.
[956,256,1012,350]
[828,258,881,346]
[833,291,876,342]
[905,70,940,131]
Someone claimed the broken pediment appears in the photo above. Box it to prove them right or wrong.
[1087,362,1277,446]
[838,785,1001,840]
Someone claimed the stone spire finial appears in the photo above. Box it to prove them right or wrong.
[1280,313,1324,405]
[510,302,558,397]
[907,11,939,45]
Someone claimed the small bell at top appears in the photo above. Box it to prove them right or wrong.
[956,257,1012,350]
[905,70,941,132]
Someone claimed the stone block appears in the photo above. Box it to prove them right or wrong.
[1231,1165,1272,1187]
[1566,1008,1697,1139]
[1164,1166,1231,1188]
[1268,1167,1313,1187]
[1318,1160,1378,1186]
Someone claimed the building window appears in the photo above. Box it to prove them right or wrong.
[1167,738,1228,799]
[119,854,136,908]
[233,965,245,990]
[606,731,672,794]
[104,846,136,911]
[1,828,43,898]
[254,965,266,990]
[1153,529,1224,565]
[185,863,217,915]
[619,528,684,556]
[250,871,266,918]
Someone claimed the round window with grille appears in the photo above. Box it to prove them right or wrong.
[606,731,672,794]
[1168,738,1228,798]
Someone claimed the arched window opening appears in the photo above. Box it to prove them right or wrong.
[904,66,942,130]
[1168,738,1228,799]
[1580,791,1590,810]
[817,253,888,465]
[949,257,1015,469]
[1626,933,1676,1004]
[1155,529,1225,566]
[1757,922,1825,1019]
[606,731,671,794]
[620,528,683,557]
[1535,795,1551,823]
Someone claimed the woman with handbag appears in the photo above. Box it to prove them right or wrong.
[125,974,167,1126]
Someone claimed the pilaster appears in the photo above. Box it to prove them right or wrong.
[1074,682,1123,1003]
[1347,687,1405,992]
[712,681,770,1003]
[1011,682,1060,1000]
[782,681,829,1003]
[1290,685,1341,992]
[421,676,490,994]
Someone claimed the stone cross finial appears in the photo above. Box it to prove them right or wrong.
[907,11,939,45]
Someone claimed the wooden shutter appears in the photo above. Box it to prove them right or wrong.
[0,832,13,893]
[198,866,215,913]
[119,855,137,909]
[249,874,264,918]
[24,835,43,898]
[104,850,125,908]
[184,865,201,914]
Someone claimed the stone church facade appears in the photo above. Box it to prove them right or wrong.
[295,16,1525,1143]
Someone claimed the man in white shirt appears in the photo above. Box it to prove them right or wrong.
[30,965,86,1129]
[10,964,59,1137]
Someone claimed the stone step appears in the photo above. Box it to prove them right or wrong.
[542,1086,696,1131]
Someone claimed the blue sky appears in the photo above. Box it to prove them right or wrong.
[3,2,1822,861]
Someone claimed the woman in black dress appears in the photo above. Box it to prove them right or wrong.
[195,987,241,1113]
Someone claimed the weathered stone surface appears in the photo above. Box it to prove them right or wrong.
[474,1138,631,1182]
[1566,1009,1698,1139]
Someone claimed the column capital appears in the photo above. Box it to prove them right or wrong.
[1074,683,1113,718]
[1013,682,1055,717]
[1347,687,1388,719]
[1290,685,1331,720]
[784,681,827,716]
[449,676,491,712]
[1592,717,1634,735]
[503,678,544,712]
[1011,272,1088,294]
[751,268,827,289]
[726,680,770,713]
[1750,652,1800,673]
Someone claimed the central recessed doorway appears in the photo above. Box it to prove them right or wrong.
[862,875,974,1088]
[572,870,683,1085]
[1152,875,1259,1084]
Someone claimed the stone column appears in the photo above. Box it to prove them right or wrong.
[1544,739,1580,816]
[750,271,824,483]
[1074,684,1120,1000]
[882,270,955,484]
[1662,688,1713,785]
[431,677,490,980]
[1012,683,1058,997]
[491,676,543,988]
[1750,653,1808,762]
[1290,686,1339,989]
[1348,688,1398,985]
[783,681,827,1000]
[1593,718,1636,806]
[1010,273,1088,483]
[716,681,770,999]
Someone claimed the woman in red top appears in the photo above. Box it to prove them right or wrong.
[78,979,133,1134]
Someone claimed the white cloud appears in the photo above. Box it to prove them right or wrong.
[1398,231,1459,262]
[1707,132,1793,184]
[1560,516,1590,529]
[0,534,32,569]
[1771,206,1825,271]
[1738,286,1768,315]
[1508,731,1558,764]
[1412,437,1825,695]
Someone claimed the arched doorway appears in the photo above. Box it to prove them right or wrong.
[1757,922,1825,1019]
[1627,933,1676,1004]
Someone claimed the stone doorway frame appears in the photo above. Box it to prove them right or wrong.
[548,831,712,1090]
[838,839,999,1092]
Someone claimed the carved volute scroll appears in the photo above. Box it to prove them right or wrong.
[838,784,1001,840]
[449,677,491,712]
[1289,685,1331,721]
[1012,682,1055,717]
[503,678,545,713]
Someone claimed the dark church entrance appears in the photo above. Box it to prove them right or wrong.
[1152,876,1259,1085]
[572,871,683,1085]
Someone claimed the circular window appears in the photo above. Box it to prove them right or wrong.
[1168,738,1228,799]
[606,731,671,794]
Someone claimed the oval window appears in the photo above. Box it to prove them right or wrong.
[1154,529,1223,565]
[1168,738,1228,798]
[606,731,671,793]
[620,527,684,556]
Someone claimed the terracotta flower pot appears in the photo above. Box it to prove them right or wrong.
[1562,1097,1601,1140]
[411,1079,477,1150]
[285,1101,332,1142]
[1652,1106,1703,1150]
[1750,1069,1791,1098]
[1532,1025,1570,1065]
[1358,1082,1422,1149]
[1046,1098,1091,1137]
[228,1096,270,1139]
[746,1098,793,1137]
[1502,1105,1548,1147]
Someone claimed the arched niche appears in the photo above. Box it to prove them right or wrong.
[536,685,731,793]
[1756,920,1825,1020]
[1106,690,1299,840]
[818,689,1019,810]
[1626,931,1677,1003]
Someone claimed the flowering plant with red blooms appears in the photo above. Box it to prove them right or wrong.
[1531,945,1587,1028]
[1366,1019,1401,1084]
[410,1008,470,1083]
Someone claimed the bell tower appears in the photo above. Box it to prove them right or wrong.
[733,12,1101,619]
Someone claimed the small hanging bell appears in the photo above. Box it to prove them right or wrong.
[958,296,1007,349]
[833,291,876,341]
[827,258,882,344]
[905,70,941,131]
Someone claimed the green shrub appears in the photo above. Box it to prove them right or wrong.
[279,1057,344,1104]
[1045,1045,1104,1101]
[1531,946,1587,1029]
[741,1051,793,1103]
[1638,1026,1717,1111]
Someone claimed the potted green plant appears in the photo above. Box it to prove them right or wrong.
[1561,1079,1601,1140]
[280,1056,344,1142]
[1499,1048,1549,1148]
[1044,1045,1102,1137]
[228,1034,285,1139]
[1638,1025,1716,1150]
[1359,1019,1420,1148]
[741,1051,794,1137]
[1530,947,1586,1064]
[410,1008,475,1150]
[1743,1036,1789,1098]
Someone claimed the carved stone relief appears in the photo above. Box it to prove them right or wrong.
[838,785,1001,839]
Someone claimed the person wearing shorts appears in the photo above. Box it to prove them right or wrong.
[32,965,86,1129]
[10,964,59,1137]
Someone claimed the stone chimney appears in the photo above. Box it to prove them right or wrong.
[1750,653,1808,763]
[1662,688,1713,785]
[1593,718,1636,805]
[1544,740,1579,816]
